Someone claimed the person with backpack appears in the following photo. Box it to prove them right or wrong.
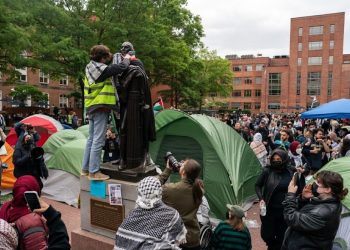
[0,175,70,250]
[0,175,48,250]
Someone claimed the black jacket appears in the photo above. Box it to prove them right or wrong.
[13,140,48,187]
[43,206,71,250]
[282,193,342,250]
[255,166,294,207]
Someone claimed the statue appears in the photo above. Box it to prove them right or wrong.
[101,42,157,180]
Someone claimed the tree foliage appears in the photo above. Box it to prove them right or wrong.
[0,0,232,110]
[9,85,48,107]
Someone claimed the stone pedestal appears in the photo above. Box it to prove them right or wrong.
[71,176,140,250]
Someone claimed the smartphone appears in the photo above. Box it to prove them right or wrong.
[293,172,298,186]
[24,191,41,211]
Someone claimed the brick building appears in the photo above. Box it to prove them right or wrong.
[221,12,350,113]
[0,68,79,112]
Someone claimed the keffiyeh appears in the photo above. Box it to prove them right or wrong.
[136,176,162,209]
[115,177,187,250]
[0,219,18,250]
[85,60,107,85]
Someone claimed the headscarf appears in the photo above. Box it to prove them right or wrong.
[253,133,262,143]
[289,141,300,156]
[135,176,162,209]
[270,148,289,169]
[0,219,18,250]
[0,175,40,223]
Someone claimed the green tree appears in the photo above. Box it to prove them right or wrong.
[9,85,48,107]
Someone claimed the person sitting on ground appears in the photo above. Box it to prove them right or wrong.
[209,204,252,250]
[282,170,348,250]
[114,176,187,250]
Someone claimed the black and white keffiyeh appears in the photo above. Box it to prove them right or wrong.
[114,202,187,250]
[136,176,162,209]
[114,176,187,250]
[85,60,107,85]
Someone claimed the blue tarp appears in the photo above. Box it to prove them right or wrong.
[301,99,350,119]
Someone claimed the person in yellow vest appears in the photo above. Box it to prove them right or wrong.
[82,45,131,180]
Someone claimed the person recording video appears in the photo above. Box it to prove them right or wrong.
[13,133,48,189]
[14,122,40,147]
[158,154,203,250]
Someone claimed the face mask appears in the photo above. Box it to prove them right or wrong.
[271,160,283,169]
[296,148,302,155]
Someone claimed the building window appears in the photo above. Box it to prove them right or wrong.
[309,41,323,50]
[307,72,321,96]
[298,27,303,36]
[330,24,335,33]
[329,40,334,49]
[268,73,281,96]
[255,102,261,109]
[268,103,280,109]
[297,58,302,66]
[231,102,240,109]
[298,43,302,51]
[244,90,251,97]
[243,102,251,109]
[244,78,252,84]
[255,89,261,97]
[256,64,264,71]
[233,78,241,84]
[308,57,322,65]
[59,94,68,108]
[16,67,27,82]
[328,72,332,96]
[39,70,49,84]
[60,75,68,85]
[233,66,242,72]
[329,56,333,65]
[296,72,301,96]
[255,77,262,84]
[309,26,323,35]
[245,65,253,71]
[232,90,241,97]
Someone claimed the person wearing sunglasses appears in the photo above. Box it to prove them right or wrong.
[282,170,348,250]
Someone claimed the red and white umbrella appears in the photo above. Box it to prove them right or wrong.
[6,114,64,147]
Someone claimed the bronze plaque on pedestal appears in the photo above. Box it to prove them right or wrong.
[90,198,124,231]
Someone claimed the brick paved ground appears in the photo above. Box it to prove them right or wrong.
[43,198,267,250]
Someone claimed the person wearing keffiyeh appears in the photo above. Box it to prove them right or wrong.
[0,219,18,250]
[81,44,131,181]
[114,176,187,250]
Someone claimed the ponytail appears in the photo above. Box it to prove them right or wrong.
[183,159,203,207]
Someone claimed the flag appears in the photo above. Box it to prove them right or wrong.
[153,97,164,113]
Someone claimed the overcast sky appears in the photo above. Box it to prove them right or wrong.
[186,0,350,57]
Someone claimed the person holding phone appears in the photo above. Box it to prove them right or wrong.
[282,170,348,249]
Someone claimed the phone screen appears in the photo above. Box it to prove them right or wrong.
[24,191,41,211]
[293,173,298,186]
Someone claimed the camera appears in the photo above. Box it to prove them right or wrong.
[164,152,182,172]
[31,147,44,160]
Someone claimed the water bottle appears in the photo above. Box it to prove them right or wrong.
[260,202,267,216]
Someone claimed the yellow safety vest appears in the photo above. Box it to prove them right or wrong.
[84,77,116,108]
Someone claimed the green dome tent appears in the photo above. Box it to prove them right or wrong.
[77,124,89,138]
[43,129,86,156]
[42,134,87,207]
[149,110,261,219]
